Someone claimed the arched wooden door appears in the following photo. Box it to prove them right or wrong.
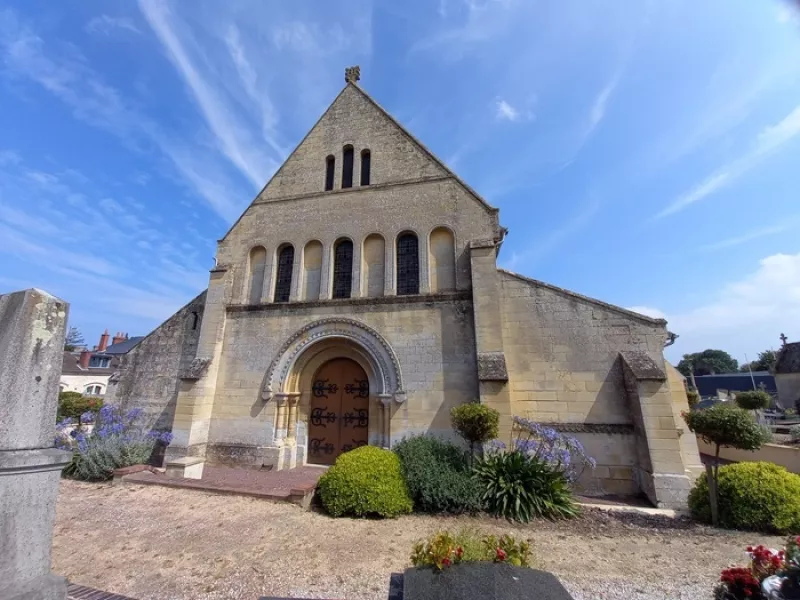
[308,358,370,465]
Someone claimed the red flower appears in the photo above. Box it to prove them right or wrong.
[747,546,753,552]
[496,548,507,561]
[455,547,464,558]
[442,558,452,567]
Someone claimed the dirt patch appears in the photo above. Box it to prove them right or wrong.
[53,480,782,600]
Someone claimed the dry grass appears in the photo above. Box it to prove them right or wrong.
[54,480,783,600]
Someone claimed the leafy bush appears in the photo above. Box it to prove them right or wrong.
[393,435,483,514]
[684,403,771,452]
[473,450,578,522]
[410,530,531,571]
[735,390,772,411]
[317,446,413,518]
[507,416,596,483]
[57,392,103,423]
[686,390,700,408]
[56,405,172,481]
[450,403,499,455]
[791,424,800,442]
[689,462,800,533]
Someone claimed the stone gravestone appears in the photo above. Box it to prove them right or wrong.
[401,563,575,600]
[0,289,72,600]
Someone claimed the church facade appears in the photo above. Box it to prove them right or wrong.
[106,68,702,508]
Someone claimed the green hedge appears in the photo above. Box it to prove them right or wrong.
[689,462,800,533]
[317,446,413,518]
[57,392,104,422]
[393,435,483,514]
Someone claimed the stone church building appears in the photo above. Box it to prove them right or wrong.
[106,67,702,508]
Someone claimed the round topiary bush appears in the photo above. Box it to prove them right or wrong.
[689,462,800,533]
[734,390,772,411]
[317,446,413,518]
[450,403,500,454]
[393,435,483,514]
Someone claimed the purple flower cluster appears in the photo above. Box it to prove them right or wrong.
[492,416,597,483]
[54,404,173,453]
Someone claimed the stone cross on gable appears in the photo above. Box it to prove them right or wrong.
[781,333,788,347]
[345,65,361,84]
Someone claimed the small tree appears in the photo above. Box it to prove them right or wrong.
[734,390,771,411]
[450,403,499,463]
[686,389,700,408]
[677,349,738,377]
[683,404,771,526]
[64,327,85,351]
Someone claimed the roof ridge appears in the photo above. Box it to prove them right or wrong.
[497,267,667,326]
[348,83,498,214]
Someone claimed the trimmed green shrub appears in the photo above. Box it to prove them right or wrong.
[450,403,499,456]
[790,424,800,442]
[686,390,700,408]
[57,392,104,423]
[735,390,772,411]
[317,446,413,518]
[393,435,483,514]
[689,462,800,534]
[473,450,579,522]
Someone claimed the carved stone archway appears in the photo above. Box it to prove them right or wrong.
[260,318,405,469]
[261,318,406,403]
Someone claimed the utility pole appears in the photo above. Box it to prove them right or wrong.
[743,353,757,390]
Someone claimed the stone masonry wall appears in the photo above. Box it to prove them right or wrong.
[498,269,671,495]
[257,84,447,201]
[204,295,478,465]
[105,292,206,432]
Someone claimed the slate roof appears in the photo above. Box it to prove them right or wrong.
[104,336,145,355]
[691,372,777,397]
[775,342,800,374]
[61,351,119,376]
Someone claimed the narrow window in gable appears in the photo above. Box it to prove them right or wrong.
[274,245,294,302]
[360,149,371,186]
[396,232,419,295]
[332,239,354,299]
[325,155,335,191]
[342,145,354,189]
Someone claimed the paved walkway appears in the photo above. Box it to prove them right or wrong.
[122,465,326,505]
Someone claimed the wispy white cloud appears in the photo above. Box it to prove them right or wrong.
[701,219,800,251]
[654,104,800,219]
[86,15,141,36]
[138,0,277,189]
[663,252,800,362]
[777,3,800,24]
[494,97,533,122]
[503,195,601,270]
[588,76,618,133]
[0,8,243,221]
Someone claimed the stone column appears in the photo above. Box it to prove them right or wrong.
[0,289,71,600]
[469,240,512,431]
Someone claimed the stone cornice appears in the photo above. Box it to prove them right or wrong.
[227,291,471,313]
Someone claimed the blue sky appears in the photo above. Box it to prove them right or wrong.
[1,0,799,364]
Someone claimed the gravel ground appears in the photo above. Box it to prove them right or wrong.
[53,480,783,600]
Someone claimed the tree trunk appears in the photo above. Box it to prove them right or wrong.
[707,444,720,527]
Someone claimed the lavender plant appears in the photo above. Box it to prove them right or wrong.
[491,416,596,483]
[55,404,173,481]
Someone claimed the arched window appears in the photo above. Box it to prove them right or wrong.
[274,245,294,302]
[396,232,419,295]
[362,234,385,298]
[302,240,323,301]
[84,384,103,396]
[247,246,267,304]
[332,239,354,299]
[429,227,456,292]
[324,155,335,191]
[360,149,371,186]
[342,145,354,189]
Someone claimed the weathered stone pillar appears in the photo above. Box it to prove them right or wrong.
[621,351,693,509]
[0,289,71,600]
[469,240,511,432]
